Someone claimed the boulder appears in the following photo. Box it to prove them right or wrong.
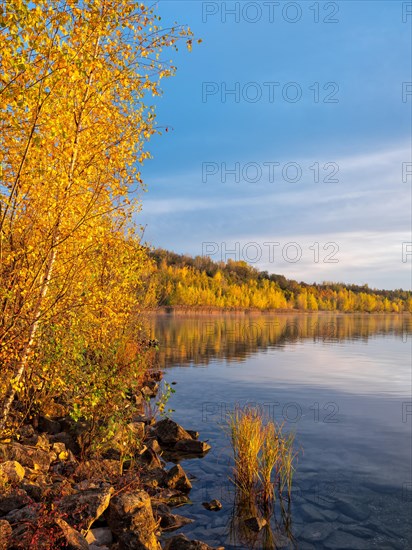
[58,486,114,532]
[86,526,113,546]
[244,516,267,532]
[55,518,89,550]
[165,465,192,493]
[139,448,163,470]
[163,534,224,550]
[146,439,162,454]
[35,433,51,451]
[4,502,40,524]
[50,431,80,455]
[141,381,159,398]
[0,520,12,550]
[140,466,166,490]
[20,481,43,502]
[202,499,222,511]
[0,442,51,471]
[152,419,192,447]
[174,439,211,455]
[153,503,193,532]
[0,460,25,483]
[0,490,31,516]
[108,490,161,550]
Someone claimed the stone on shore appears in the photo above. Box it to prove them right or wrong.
[86,526,113,546]
[108,490,161,550]
[0,442,52,472]
[58,486,114,532]
[55,518,89,550]
[165,465,192,493]
[202,499,222,511]
[174,439,211,455]
[152,418,192,447]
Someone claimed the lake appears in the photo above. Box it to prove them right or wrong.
[147,312,412,549]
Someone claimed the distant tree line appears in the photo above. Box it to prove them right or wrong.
[149,249,412,313]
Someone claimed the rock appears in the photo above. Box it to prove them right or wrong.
[0,442,51,472]
[141,385,159,399]
[187,430,199,440]
[58,486,114,532]
[86,526,113,546]
[165,465,192,493]
[50,431,80,455]
[20,481,43,502]
[153,503,193,532]
[301,522,334,542]
[163,534,224,550]
[38,416,62,435]
[146,438,162,454]
[139,448,163,470]
[0,460,25,483]
[56,518,89,550]
[152,418,192,447]
[202,499,222,511]
[141,381,159,398]
[0,490,31,516]
[244,516,267,532]
[134,390,145,412]
[35,433,51,451]
[4,502,39,524]
[324,530,370,549]
[108,490,161,549]
[165,493,191,508]
[0,520,12,550]
[174,439,211,455]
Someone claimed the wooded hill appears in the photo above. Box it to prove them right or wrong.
[149,249,412,313]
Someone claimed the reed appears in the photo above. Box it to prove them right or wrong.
[259,421,280,506]
[278,431,296,500]
[228,407,297,507]
[228,406,264,495]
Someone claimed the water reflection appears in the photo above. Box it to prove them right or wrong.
[146,312,411,369]
[151,313,412,549]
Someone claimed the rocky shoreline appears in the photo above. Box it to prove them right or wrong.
[0,371,223,550]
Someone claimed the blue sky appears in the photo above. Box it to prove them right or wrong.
[138,0,412,290]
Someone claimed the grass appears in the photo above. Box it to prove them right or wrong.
[228,406,297,509]
[228,406,264,495]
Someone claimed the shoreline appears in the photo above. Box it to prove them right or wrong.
[145,306,411,316]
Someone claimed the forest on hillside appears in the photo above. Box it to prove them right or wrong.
[149,249,412,313]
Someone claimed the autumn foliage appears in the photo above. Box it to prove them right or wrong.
[0,1,192,435]
[150,249,412,313]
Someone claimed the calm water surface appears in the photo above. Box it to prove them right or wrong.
[148,313,412,549]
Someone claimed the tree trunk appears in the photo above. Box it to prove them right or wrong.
[0,246,56,431]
